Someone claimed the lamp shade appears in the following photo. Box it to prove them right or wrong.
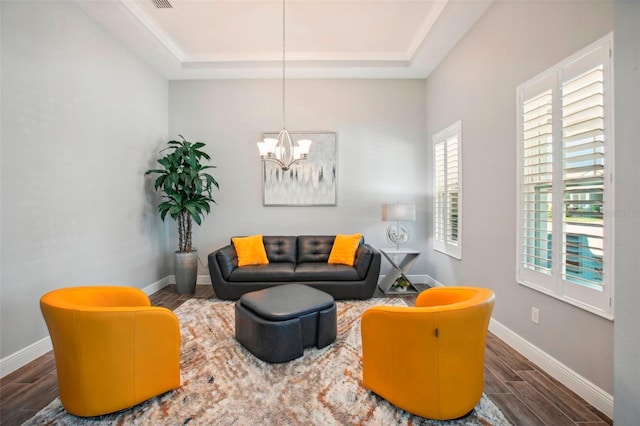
[382,204,416,222]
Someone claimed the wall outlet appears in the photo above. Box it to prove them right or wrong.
[531,307,540,325]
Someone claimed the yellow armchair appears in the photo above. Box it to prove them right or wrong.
[40,286,181,417]
[361,286,495,420]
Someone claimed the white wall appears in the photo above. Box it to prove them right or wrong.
[168,79,428,275]
[0,1,169,361]
[613,0,640,423]
[424,0,614,394]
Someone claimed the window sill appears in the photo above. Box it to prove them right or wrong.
[517,279,614,321]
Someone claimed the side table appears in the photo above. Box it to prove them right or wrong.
[378,248,421,295]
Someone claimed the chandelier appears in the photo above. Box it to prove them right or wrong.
[257,0,311,171]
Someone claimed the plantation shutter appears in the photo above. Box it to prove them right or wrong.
[560,42,611,311]
[434,141,446,242]
[433,121,462,260]
[520,83,554,279]
[516,34,613,317]
[446,136,460,243]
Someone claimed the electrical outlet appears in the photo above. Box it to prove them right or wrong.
[531,307,539,325]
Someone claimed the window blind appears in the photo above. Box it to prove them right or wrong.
[433,121,462,259]
[521,89,553,275]
[561,65,605,291]
[446,136,460,243]
[516,33,613,318]
[434,141,446,242]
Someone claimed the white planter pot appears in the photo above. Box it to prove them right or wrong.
[174,251,198,294]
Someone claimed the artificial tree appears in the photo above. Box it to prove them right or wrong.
[146,135,219,293]
[146,135,219,252]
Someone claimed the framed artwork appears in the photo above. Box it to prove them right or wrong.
[262,132,337,206]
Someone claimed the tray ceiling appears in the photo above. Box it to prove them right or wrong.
[77,0,494,79]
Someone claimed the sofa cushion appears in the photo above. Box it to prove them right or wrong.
[229,263,296,282]
[232,235,269,267]
[295,262,360,281]
[328,233,362,266]
[263,236,297,263]
[297,236,335,263]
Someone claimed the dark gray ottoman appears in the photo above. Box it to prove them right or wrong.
[235,284,337,363]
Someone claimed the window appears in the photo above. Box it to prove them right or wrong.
[516,34,614,318]
[433,120,462,259]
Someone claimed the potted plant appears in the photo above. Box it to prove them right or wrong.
[146,135,219,294]
[392,276,410,292]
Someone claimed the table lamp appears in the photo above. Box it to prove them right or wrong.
[381,203,416,249]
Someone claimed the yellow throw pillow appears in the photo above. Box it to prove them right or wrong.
[328,233,362,266]
[232,235,269,267]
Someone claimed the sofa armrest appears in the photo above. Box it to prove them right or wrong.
[354,244,377,280]
[208,245,239,300]
[213,244,237,280]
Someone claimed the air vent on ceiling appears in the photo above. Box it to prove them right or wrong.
[151,0,172,9]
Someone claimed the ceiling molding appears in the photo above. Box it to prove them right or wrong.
[405,0,448,60]
[121,0,185,61]
[76,0,494,80]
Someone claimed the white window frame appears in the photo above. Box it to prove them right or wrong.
[516,33,614,319]
[433,120,462,260]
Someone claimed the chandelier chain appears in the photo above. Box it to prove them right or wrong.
[282,0,286,129]
[256,0,311,171]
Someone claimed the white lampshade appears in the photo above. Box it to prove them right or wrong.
[381,203,416,222]
[297,139,312,155]
[257,138,279,157]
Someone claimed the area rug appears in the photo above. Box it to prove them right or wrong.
[25,298,512,425]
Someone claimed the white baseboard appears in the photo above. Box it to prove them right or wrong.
[167,275,212,285]
[0,336,53,378]
[424,275,444,287]
[1,276,173,378]
[377,274,433,285]
[142,275,172,295]
[489,318,614,419]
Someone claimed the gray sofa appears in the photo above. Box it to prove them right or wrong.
[208,235,381,300]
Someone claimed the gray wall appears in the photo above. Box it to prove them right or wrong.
[0,1,170,358]
[613,1,640,423]
[423,0,614,393]
[168,79,429,274]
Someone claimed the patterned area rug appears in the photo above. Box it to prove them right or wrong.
[26,297,513,425]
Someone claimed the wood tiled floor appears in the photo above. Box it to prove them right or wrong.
[0,285,612,425]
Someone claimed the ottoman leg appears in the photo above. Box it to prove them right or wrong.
[316,303,337,349]
[235,301,303,363]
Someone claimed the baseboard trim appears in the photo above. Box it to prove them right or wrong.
[377,274,433,285]
[0,336,53,378]
[167,275,212,285]
[1,276,173,378]
[423,275,444,287]
[142,275,172,295]
[489,318,614,419]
